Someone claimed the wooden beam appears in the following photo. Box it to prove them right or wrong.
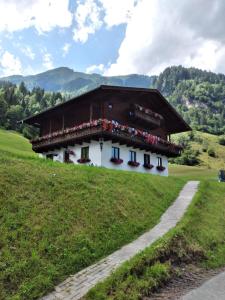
[62,114,65,131]
[90,104,93,122]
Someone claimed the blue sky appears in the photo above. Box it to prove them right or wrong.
[0,0,225,77]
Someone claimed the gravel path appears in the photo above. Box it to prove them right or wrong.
[41,181,199,300]
[147,265,225,300]
[181,270,225,300]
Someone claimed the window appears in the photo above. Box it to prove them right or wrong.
[144,154,150,165]
[81,146,89,159]
[112,147,120,159]
[129,150,136,162]
[157,157,162,167]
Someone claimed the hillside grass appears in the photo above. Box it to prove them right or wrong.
[0,129,185,300]
[169,164,217,181]
[192,132,225,169]
[172,131,225,170]
[0,129,35,158]
[85,180,225,300]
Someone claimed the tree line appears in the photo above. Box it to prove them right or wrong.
[0,81,65,138]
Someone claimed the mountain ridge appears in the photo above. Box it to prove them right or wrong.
[0,66,156,93]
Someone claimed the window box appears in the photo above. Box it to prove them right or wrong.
[143,163,154,169]
[128,160,140,167]
[68,150,75,155]
[156,165,165,171]
[77,158,91,163]
[110,157,123,164]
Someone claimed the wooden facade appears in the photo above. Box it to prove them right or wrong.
[23,85,190,157]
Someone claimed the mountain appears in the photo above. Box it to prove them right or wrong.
[0,65,225,135]
[0,67,156,93]
[157,66,225,135]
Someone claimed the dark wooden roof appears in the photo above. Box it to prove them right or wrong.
[23,85,191,134]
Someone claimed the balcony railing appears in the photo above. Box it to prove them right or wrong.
[130,104,164,128]
[129,104,164,128]
[31,119,182,157]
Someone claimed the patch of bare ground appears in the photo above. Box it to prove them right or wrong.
[144,265,225,300]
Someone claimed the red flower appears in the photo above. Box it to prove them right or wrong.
[110,158,123,164]
[68,150,75,155]
[128,161,140,167]
[143,163,154,169]
[77,158,91,163]
[156,166,165,171]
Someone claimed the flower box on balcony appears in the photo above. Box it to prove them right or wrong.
[156,165,165,171]
[77,158,91,164]
[143,163,154,169]
[110,158,123,165]
[128,161,140,167]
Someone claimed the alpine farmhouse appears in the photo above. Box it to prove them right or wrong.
[23,85,191,176]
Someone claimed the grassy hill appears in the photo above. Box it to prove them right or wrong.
[81,133,225,300]
[0,129,186,300]
[85,180,225,300]
[171,130,225,171]
[0,129,35,158]
[191,132,225,169]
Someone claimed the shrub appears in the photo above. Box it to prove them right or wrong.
[170,149,200,166]
[219,136,225,146]
[207,148,216,157]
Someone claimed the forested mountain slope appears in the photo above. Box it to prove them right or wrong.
[0,66,224,135]
[156,66,225,135]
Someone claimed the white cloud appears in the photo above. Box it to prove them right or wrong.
[73,0,138,43]
[62,43,71,57]
[100,0,138,28]
[0,51,22,76]
[21,46,35,60]
[42,52,53,69]
[86,63,105,74]
[0,0,72,33]
[104,0,225,75]
[73,0,103,43]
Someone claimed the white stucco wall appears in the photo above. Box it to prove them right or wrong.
[40,140,168,176]
[101,141,168,176]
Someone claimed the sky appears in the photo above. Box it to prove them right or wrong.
[0,0,225,77]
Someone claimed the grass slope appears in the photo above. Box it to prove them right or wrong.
[172,131,225,170]
[0,129,185,300]
[169,164,217,181]
[85,180,225,300]
[191,132,225,169]
[0,129,35,158]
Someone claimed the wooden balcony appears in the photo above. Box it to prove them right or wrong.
[31,122,182,157]
[129,104,163,128]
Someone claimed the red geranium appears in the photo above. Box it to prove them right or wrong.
[110,158,123,164]
[143,163,154,169]
[128,161,140,167]
[156,166,165,171]
[77,158,91,163]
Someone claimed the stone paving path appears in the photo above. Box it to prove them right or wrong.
[181,270,225,300]
[41,181,199,300]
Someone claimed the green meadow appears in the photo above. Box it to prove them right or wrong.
[0,129,224,299]
[0,129,185,299]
